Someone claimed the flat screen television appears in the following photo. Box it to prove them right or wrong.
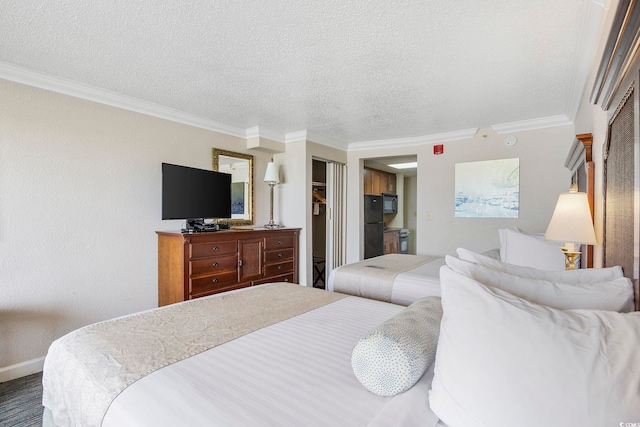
[162,163,232,231]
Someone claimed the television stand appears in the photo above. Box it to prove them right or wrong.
[157,228,301,305]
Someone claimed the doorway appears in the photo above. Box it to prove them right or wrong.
[363,155,417,255]
[312,158,347,288]
[312,159,327,288]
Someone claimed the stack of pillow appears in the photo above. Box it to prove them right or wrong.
[350,228,639,426]
[429,248,639,427]
[497,227,566,270]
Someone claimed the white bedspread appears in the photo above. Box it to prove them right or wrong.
[43,283,345,427]
[391,257,446,304]
[102,296,441,427]
[328,257,444,305]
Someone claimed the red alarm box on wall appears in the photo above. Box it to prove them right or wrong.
[433,144,444,155]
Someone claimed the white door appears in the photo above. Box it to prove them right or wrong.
[325,161,347,275]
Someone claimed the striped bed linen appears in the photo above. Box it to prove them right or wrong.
[102,296,441,427]
[328,256,445,305]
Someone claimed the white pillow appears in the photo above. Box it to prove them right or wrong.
[498,228,565,270]
[457,247,624,284]
[444,257,634,312]
[429,268,640,427]
[351,297,442,396]
[480,248,501,259]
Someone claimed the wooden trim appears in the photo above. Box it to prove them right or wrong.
[590,0,640,109]
[565,133,595,268]
[576,133,595,268]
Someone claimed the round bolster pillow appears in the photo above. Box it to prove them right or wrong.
[351,296,443,397]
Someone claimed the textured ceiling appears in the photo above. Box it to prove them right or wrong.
[0,1,605,145]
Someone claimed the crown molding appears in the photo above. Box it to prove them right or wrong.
[0,61,576,150]
[566,0,606,121]
[285,130,348,150]
[284,130,308,143]
[348,127,479,151]
[490,115,572,134]
[0,61,247,138]
[245,126,287,142]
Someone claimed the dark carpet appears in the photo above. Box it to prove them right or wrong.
[0,372,44,427]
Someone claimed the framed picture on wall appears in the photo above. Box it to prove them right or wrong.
[455,158,520,218]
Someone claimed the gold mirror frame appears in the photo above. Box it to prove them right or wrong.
[212,149,254,226]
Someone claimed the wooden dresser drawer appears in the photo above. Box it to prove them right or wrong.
[190,271,238,295]
[158,228,299,306]
[264,260,294,277]
[264,235,294,250]
[263,248,294,263]
[253,272,294,286]
[190,254,237,277]
[190,241,237,259]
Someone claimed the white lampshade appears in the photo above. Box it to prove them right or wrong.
[545,188,597,246]
[264,162,279,184]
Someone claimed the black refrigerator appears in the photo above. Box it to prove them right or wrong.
[364,195,384,259]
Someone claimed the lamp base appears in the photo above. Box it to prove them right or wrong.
[562,250,581,270]
[264,223,281,229]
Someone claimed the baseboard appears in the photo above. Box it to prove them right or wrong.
[0,357,45,383]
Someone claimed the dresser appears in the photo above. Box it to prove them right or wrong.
[157,228,300,306]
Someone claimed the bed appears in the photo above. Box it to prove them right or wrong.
[43,258,639,427]
[43,282,442,427]
[327,254,446,305]
[328,227,576,305]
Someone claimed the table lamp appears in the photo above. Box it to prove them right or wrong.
[264,162,280,229]
[544,184,597,269]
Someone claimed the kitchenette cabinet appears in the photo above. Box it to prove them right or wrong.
[383,229,400,254]
[364,167,397,195]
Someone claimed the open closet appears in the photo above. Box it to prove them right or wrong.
[311,158,347,288]
[312,159,327,288]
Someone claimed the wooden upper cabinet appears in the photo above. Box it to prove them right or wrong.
[364,167,397,195]
[387,174,396,194]
[364,167,373,195]
[379,173,389,195]
[371,169,382,195]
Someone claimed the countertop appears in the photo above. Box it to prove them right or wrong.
[383,228,403,233]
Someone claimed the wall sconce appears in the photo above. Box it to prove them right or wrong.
[544,184,597,269]
[264,162,280,229]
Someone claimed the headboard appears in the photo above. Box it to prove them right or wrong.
[603,84,639,310]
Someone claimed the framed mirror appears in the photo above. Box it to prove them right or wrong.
[212,149,254,225]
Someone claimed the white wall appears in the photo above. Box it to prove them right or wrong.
[418,126,574,255]
[346,126,575,262]
[0,80,275,376]
[404,175,418,254]
[278,141,347,286]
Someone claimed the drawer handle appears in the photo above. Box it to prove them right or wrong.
[277,265,282,270]
[212,262,219,267]
[212,278,218,283]
[238,260,243,267]
[278,253,283,258]
[213,246,219,251]
[278,240,283,245]
[284,278,289,282]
